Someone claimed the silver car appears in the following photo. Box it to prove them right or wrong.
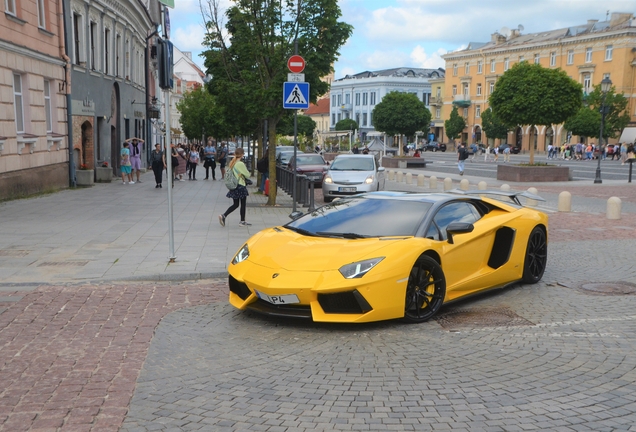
[322,154,386,202]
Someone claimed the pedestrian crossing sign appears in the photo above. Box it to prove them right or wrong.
[283,82,310,109]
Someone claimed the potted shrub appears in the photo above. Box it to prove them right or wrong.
[95,161,112,183]
[76,164,94,186]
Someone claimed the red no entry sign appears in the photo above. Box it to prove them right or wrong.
[287,55,305,73]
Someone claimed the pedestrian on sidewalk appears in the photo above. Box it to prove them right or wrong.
[175,145,187,181]
[484,145,491,162]
[493,145,499,162]
[218,143,228,180]
[219,147,252,227]
[621,142,628,165]
[126,137,144,183]
[203,139,217,180]
[470,143,478,162]
[151,143,165,188]
[503,145,510,163]
[257,149,269,194]
[188,145,200,180]
[120,142,134,184]
[457,142,468,176]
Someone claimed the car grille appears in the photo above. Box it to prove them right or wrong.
[229,275,252,300]
[247,300,312,319]
[318,290,373,314]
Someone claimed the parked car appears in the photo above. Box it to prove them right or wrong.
[275,146,296,159]
[322,154,385,203]
[276,150,303,166]
[228,189,548,323]
[421,142,447,152]
[287,153,329,185]
[511,145,521,154]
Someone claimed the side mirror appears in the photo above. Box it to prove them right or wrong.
[446,222,474,244]
[378,166,385,172]
[289,211,304,220]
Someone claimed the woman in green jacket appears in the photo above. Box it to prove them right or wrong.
[219,147,252,227]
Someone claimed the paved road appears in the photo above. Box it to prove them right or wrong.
[1,167,636,431]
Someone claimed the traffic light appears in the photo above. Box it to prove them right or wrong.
[157,38,174,90]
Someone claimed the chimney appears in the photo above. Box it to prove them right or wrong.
[491,32,506,44]
[509,29,520,39]
[587,19,598,26]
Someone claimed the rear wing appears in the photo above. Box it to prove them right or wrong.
[449,189,545,206]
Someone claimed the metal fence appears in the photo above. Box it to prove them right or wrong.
[276,165,319,211]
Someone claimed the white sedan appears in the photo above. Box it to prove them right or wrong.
[322,154,386,203]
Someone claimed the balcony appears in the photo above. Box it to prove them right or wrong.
[452,94,471,108]
[339,103,352,112]
[429,96,443,106]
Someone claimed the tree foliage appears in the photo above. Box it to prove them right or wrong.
[563,108,601,140]
[277,114,316,137]
[201,0,352,205]
[489,62,582,163]
[176,86,226,140]
[373,92,432,139]
[581,84,630,140]
[444,106,466,142]
[480,108,509,142]
[335,118,358,131]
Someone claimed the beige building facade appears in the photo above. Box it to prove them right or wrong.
[442,12,636,151]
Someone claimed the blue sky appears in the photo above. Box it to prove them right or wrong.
[170,0,635,79]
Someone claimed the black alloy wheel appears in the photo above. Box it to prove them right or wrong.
[522,226,547,283]
[403,255,446,323]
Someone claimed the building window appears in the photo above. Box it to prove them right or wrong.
[477,60,482,74]
[567,50,574,65]
[331,113,335,126]
[504,58,509,71]
[463,108,468,118]
[370,92,376,105]
[423,93,430,105]
[104,29,110,75]
[583,74,591,92]
[550,52,556,66]
[603,73,611,80]
[73,13,83,65]
[13,74,24,133]
[489,82,494,94]
[436,87,441,98]
[37,0,46,28]
[5,0,16,15]
[337,94,341,105]
[475,105,481,118]
[476,83,482,96]
[490,59,495,72]
[44,79,52,132]
[362,113,367,126]
[465,62,469,75]
[453,63,458,76]
[534,53,540,64]
[337,113,341,122]
[332,95,336,107]
[362,92,368,105]
[90,22,97,70]
[435,108,441,119]
[605,45,613,61]
[355,113,360,125]
[463,84,469,96]
[355,93,360,106]
[452,85,457,96]
[345,93,350,104]
[125,39,130,78]
[370,112,373,126]
[585,47,592,63]
[519,55,524,63]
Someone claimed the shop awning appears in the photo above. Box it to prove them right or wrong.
[619,127,636,144]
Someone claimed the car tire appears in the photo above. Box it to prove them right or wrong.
[522,226,547,284]
[403,255,446,323]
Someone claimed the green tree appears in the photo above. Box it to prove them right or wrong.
[581,84,630,141]
[480,108,509,145]
[277,114,317,137]
[444,106,466,144]
[201,0,352,205]
[373,92,432,149]
[563,108,600,140]
[489,62,582,163]
[176,86,226,140]
[334,118,358,131]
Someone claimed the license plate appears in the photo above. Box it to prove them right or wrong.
[255,290,300,305]
[338,187,356,192]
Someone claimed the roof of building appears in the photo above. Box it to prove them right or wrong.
[304,98,330,116]
[444,12,635,57]
[335,67,445,81]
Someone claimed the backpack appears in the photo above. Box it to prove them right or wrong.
[224,166,239,190]
[256,156,268,174]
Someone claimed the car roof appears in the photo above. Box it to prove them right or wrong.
[334,154,375,159]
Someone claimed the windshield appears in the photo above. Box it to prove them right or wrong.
[286,197,432,237]
[296,155,325,165]
[330,157,375,171]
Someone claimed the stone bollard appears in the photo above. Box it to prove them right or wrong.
[478,181,487,190]
[388,170,395,181]
[500,184,511,191]
[558,191,571,212]
[429,176,437,190]
[444,177,453,191]
[406,173,413,184]
[607,197,622,220]
[397,171,403,183]
[417,174,425,187]
[460,179,470,191]
[526,187,538,207]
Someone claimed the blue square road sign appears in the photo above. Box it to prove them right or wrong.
[283,82,310,109]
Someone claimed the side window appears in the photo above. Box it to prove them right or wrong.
[430,202,481,240]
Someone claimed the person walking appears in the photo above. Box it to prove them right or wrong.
[203,139,217,180]
[256,149,269,194]
[484,145,491,162]
[150,143,165,188]
[175,145,187,181]
[219,147,251,227]
[457,142,468,176]
[493,145,500,162]
[126,137,144,183]
[120,142,134,184]
[503,145,511,163]
[218,143,228,180]
[188,145,200,180]
[470,143,478,162]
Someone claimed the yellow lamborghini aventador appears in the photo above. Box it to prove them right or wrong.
[228,190,548,323]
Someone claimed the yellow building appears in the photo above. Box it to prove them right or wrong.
[442,12,636,151]
[428,76,445,141]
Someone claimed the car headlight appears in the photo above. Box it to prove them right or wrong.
[324,175,333,184]
[339,257,384,279]
[364,175,374,184]
[232,244,250,264]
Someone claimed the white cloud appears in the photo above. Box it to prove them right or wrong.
[172,24,207,52]
[409,46,447,69]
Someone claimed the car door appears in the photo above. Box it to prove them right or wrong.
[424,201,497,300]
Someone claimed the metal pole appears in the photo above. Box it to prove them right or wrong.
[292,109,298,214]
[594,96,605,184]
[165,88,176,261]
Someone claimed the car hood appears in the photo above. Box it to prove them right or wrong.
[247,228,406,271]
[326,170,373,183]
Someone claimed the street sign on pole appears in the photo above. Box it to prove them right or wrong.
[283,82,310,109]
[287,55,305,73]
[287,73,305,82]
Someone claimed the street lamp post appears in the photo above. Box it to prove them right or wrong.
[594,77,612,184]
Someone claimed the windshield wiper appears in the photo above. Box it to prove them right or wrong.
[316,232,368,239]
[285,226,318,237]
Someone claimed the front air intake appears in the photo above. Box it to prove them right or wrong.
[318,290,373,314]
[229,275,252,300]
